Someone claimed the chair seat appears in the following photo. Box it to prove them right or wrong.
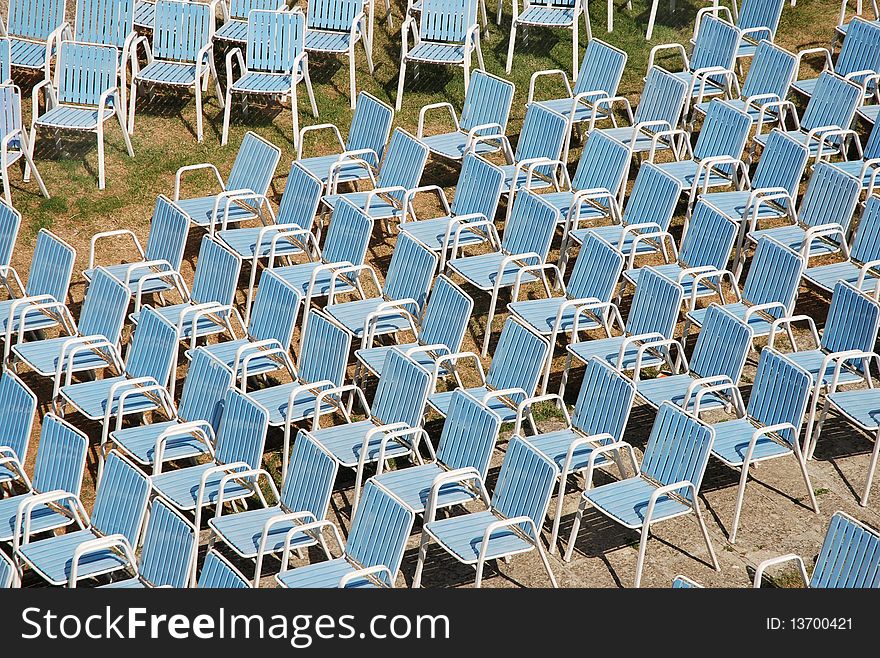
[571,224,662,255]
[686,301,775,338]
[447,252,540,291]
[858,104,880,125]
[736,40,759,59]
[500,163,555,194]
[276,557,378,588]
[754,130,836,158]
[197,339,287,377]
[827,388,880,431]
[784,350,866,388]
[356,342,441,378]
[750,225,842,258]
[829,159,878,189]
[100,577,146,588]
[528,428,614,473]
[566,335,659,372]
[534,97,597,123]
[517,6,576,25]
[305,30,353,53]
[421,131,501,160]
[600,126,668,155]
[406,42,466,64]
[0,494,73,543]
[9,38,47,69]
[232,71,294,95]
[635,373,729,411]
[424,509,534,564]
[111,419,212,466]
[0,298,61,336]
[429,387,519,423]
[399,216,488,251]
[669,70,725,97]
[136,60,199,87]
[13,336,114,378]
[37,105,114,131]
[296,153,374,184]
[710,417,792,466]
[133,0,156,28]
[373,463,477,513]
[175,195,262,228]
[325,298,414,338]
[584,476,692,529]
[625,264,716,300]
[802,261,876,294]
[508,296,600,336]
[130,303,230,341]
[18,528,130,586]
[208,506,318,558]
[694,98,775,124]
[247,382,336,426]
[61,376,162,421]
[215,18,248,43]
[83,262,177,295]
[657,160,731,190]
[217,225,307,260]
[311,419,414,468]
[322,191,399,219]
[791,77,820,98]
[701,189,789,223]
[540,190,608,224]
[271,262,356,299]
[151,463,253,511]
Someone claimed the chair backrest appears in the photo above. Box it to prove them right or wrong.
[419,0,478,43]
[375,129,429,205]
[0,550,14,588]
[0,372,36,467]
[572,357,636,443]
[566,233,624,302]
[191,236,242,306]
[297,309,351,385]
[460,69,515,133]
[835,17,880,78]
[74,0,135,48]
[514,103,568,164]
[737,0,785,35]
[850,194,880,265]
[0,39,8,83]
[213,388,268,469]
[31,413,88,496]
[625,267,683,337]
[371,349,432,428]
[679,200,737,271]
[418,274,473,350]
[198,549,250,588]
[490,435,557,536]
[692,100,751,163]
[152,0,213,63]
[125,306,178,384]
[25,229,76,301]
[227,132,282,196]
[742,237,803,319]
[54,41,119,108]
[571,130,630,199]
[277,163,322,229]
[247,269,300,346]
[690,13,741,72]
[574,39,627,97]
[747,347,811,446]
[741,40,797,101]
[0,200,20,269]
[90,451,151,544]
[450,153,505,220]
[382,234,437,312]
[501,190,558,261]
[280,430,339,518]
[346,92,394,167]
[321,198,373,265]
[0,85,22,146]
[671,574,703,588]
[750,128,808,199]
[800,72,862,133]
[798,162,860,234]
[228,0,280,20]
[436,389,501,476]
[143,195,189,270]
[137,498,195,587]
[863,115,880,160]
[246,9,304,72]
[689,304,752,382]
[7,0,66,40]
[821,281,880,354]
[307,0,359,32]
[634,67,689,127]
[640,402,714,502]
[622,162,680,231]
[77,268,129,343]
[811,511,880,587]
[485,319,549,405]
[178,347,233,427]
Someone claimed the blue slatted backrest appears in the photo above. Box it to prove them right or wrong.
[635,67,689,126]
[213,388,268,468]
[277,163,321,229]
[491,435,557,536]
[420,0,477,43]
[528,0,577,7]
[152,1,212,63]
[56,41,119,107]
[383,234,437,311]
[7,0,66,39]
[501,190,558,260]
[26,230,76,301]
[0,84,21,146]
[376,129,429,205]
[229,0,280,20]
[0,40,10,84]
[693,100,751,163]
[281,430,338,517]
[138,498,194,587]
[0,373,36,467]
[741,40,796,100]
[566,233,624,301]
[436,390,501,475]
[248,269,300,345]
[679,201,737,270]
[798,162,860,233]
[641,402,714,501]
[690,304,752,381]
[801,72,862,132]
[178,348,233,427]
[125,306,178,383]
[626,267,684,336]
[822,281,880,354]
[691,14,740,71]
[191,236,241,306]
[0,551,13,588]
[450,153,504,219]
[247,9,304,72]
[835,17,880,78]
[738,0,784,34]
[514,104,567,163]
[31,413,88,495]
[321,198,373,265]
[623,162,679,230]
[77,268,129,341]
[198,550,250,587]
[747,348,811,445]
[812,512,880,587]
[90,451,150,543]
[460,70,515,133]
[346,93,394,168]
[144,195,189,269]
[0,201,21,268]
[572,357,635,442]
[486,319,549,403]
[571,131,630,196]
[751,129,808,197]
[298,310,351,384]
[864,117,880,160]
[371,349,432,427]
[75,0,135,48]
[574,39,627,97]
[742,237,802,318]
[850,195,880,264]
[227,132,281,195]
[419,275,473,350]
[307,0,360,31]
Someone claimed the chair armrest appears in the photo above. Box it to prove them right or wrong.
[688,268,739,311]
[327,263,378,305]
[752,554,810,588]
[297,123,345,158]
[68,534,137,588]
[768,314,820,351]
[424,467,490,524]
[432,352,486,389]
[280,519,345,570]
[88,230,145,269]
[615,331,670,370]
[647,43,689,73]
[417,102,459,137]
[338,564,395,588]
[174,163,225,200]
[151,421,216,475]
[215,467,278,514]
[515,393,571,436]
[795,47,832,77]
[359,299,419,340]
[14,490,87,552]
[643,479,698,529]
[743,300,789,322]
[312,384,370,429]
[857,259,880,291]
[527,69,572,104]
[685,374,740,413]
[816,128,860,162]
[478,516,543,563]
[633,337,688,382]
[801,223,849,262]
[30,80,56,124]
[511,263,564,302]
[824,349,878,393]
[588,96,634,131]
[569,299,624,337]
[448,217,500,261]
[567,437,638,486]
[374,425,431,475]
[403,184,451,219]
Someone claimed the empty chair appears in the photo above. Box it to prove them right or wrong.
[505,0,590,78]
[829,112,880,191]
[2,0,66,77]
[694,0,785,62]
[198,549,250,588]
[214,0,286,46]
[835,0,880,42]
[564,402,719,588]
[0,372,36,488]
[413,435,559,588]
[0,84,49,204]
[222,9,317,147]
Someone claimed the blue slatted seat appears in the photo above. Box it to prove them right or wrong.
[214,0,285,46]
[506,0,590,79]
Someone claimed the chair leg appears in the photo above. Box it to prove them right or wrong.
[348,45,357,110]
[291,84,301,152]
[128,79,138,136]
[475,33,485,70]
[862,428,880,506]
[2,167,10,207]
[729,460,751,544]
[364,23,375,75]
[413,528,431,587]
[97,125,106,190]
[562,494,588,561]
[23,124,38,183]
[303,64,318,118]
[583,3,592,43]
[548,472,569,553]
[505,22,517,74]
[395,59,407,112]
[607,0,613,32]
[645,0,659,39]
[481,288,500,357]
[222,88,233,146]
[633,523,651,588]
[194,84,204,143]
[794,442,819,515]
[497,0,503,25]
[804,384,824,460]
[535,539,558,587]
[694,498,720,572]
[572,19,578,81]
[19,131,50,199]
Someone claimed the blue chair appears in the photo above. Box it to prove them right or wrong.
[222,9,318,147]
[417,69,514,162]
[133,0,156,30]
[835,0,880,42]
[509,233,624,394]
[396,0,484,112]
[15,450,149,587]
[173,131,281,230]
[694,0,786,62]
[1,0,66,77]
[0,549,15,587]
[427,317,550,424]
[208,430,338,585]
[100,498,196,588]
[0,199,18,273]
[672,574,703,587]
[0,84,49,204]
[829,113,880,192]
[0,372,36,488]
[28,40,133,190]
[413,435,559,588]
[519,357,636,552]
[296,91,394,190]
[505,0,590,78]
[214,0,286,46]
[198,549,251,588]
[354,274,474,383]
[753,511,880,587]
[564,401,719,588]
[128,0,222,143]
[275,479,414,588]
[109,346,233,473]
